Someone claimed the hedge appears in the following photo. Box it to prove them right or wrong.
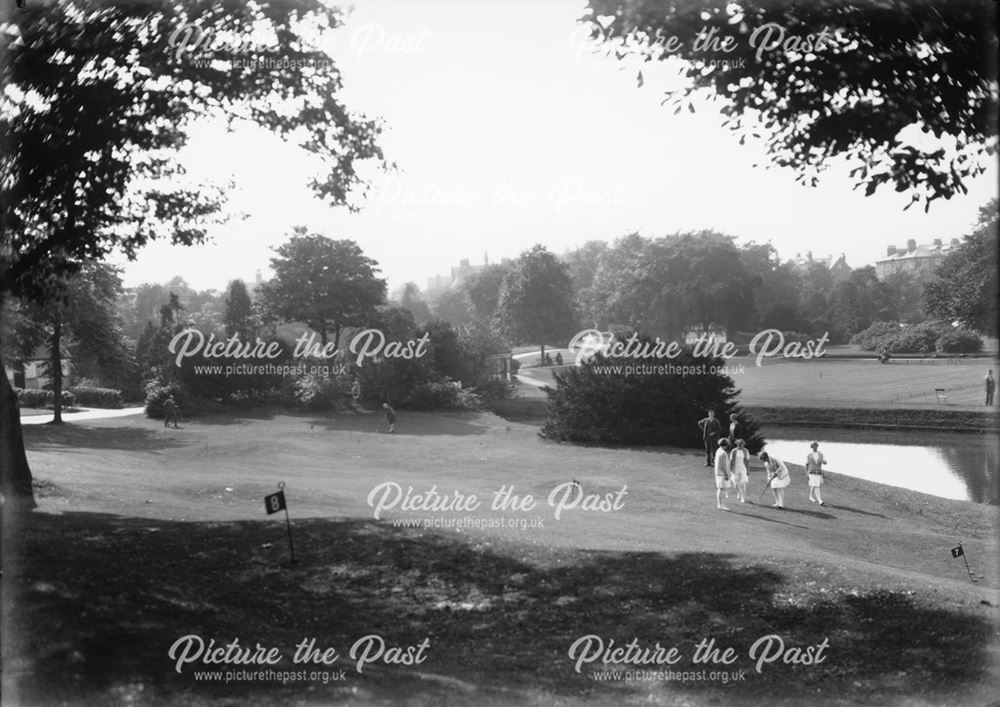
[68,386,124,409]
[15,388,77,409]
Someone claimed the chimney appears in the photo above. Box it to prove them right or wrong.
[906,239,917,252]
[886,246,897,256]
[932,238,942,247]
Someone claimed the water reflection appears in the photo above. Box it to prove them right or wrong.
[761,427,999,504]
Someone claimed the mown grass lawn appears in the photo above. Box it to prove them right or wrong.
[517,356,999,409]
[4,410,998,705]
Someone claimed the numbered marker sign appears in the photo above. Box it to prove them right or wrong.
[265,490,286,515]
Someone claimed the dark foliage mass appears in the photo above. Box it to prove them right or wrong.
[585,0,997,210]
[541,335,764,453]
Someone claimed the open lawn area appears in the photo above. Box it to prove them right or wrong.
[4,410,999,705]
[515,356,1000,410]
[734,357,999,409]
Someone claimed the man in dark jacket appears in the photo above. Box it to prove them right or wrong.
[697,410,722,467]
[163,395,179,429]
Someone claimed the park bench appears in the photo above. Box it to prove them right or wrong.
[935,388,948,404]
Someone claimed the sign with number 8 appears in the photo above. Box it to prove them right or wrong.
[264,490,286,515]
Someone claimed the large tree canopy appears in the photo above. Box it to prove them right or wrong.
[257,231,387,348]
[1,0,385,303]
[0,0,385,507]
[589,231,757,338]
[497,245,578,359]
[584,0,998,209]
[924,198,999,335]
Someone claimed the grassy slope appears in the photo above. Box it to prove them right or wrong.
[4,410,999,706]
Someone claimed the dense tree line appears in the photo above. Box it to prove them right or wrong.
[414,214,997,350]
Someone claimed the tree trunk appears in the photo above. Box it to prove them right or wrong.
[50,318,63,424]
[540,342,546,365]
[0,359,37,509]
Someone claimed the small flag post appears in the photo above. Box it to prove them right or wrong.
[951,544,975,583]
[265,482,297,565]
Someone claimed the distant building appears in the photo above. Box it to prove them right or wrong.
[786,252,851,283]
[425,273,451,292]
[4,346,72,391]
[426,253,512,292]
[684,327,727,346]
[875,238,960,279]
[450,258,483,285]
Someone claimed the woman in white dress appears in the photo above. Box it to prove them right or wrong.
[758,451,790,509]
[714,438,732,511]
[806,441,827,506]
[729,439,750,503]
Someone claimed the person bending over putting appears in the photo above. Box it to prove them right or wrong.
[382,402,396,433]
[759,451,790,509]
[714,438,732,511]
[806,441,827,506]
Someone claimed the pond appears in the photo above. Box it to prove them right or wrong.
[760,426,999,505]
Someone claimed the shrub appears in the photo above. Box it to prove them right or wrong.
[935,329,983,354]
[292,374,353,411]
[144,381,187,418]
[510,358,521,374]
[68,386,124,409]
[473,378,518,405]
[541,335,765,453]
[851,320,981,355]
[555,352,564,365]
[850,321,902,351]
[402,380,481,410]
[15,388,77,409]
[883,322,941,353]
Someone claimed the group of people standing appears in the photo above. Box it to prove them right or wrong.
[698,410,827,512]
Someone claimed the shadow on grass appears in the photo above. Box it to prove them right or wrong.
[728,510,809,529]
[308,411,493,437]
[3,512,994,705]
[824,503,890,520]
[21,424,188,452]
[773,506,837,520]
[192,409,278,425]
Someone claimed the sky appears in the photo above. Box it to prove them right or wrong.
[115,0,999,294]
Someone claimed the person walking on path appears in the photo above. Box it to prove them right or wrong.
[163,395,179,429]
[730,439,750,503]
[806,441,827,506]
[698,410,722,467]
[382,402,396,433]
[986,369,995,406]
[714,439,732,511]
[759,451,790,509]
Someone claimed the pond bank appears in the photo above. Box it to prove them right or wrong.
[493,394,1000,433]
[744,405,999,433]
